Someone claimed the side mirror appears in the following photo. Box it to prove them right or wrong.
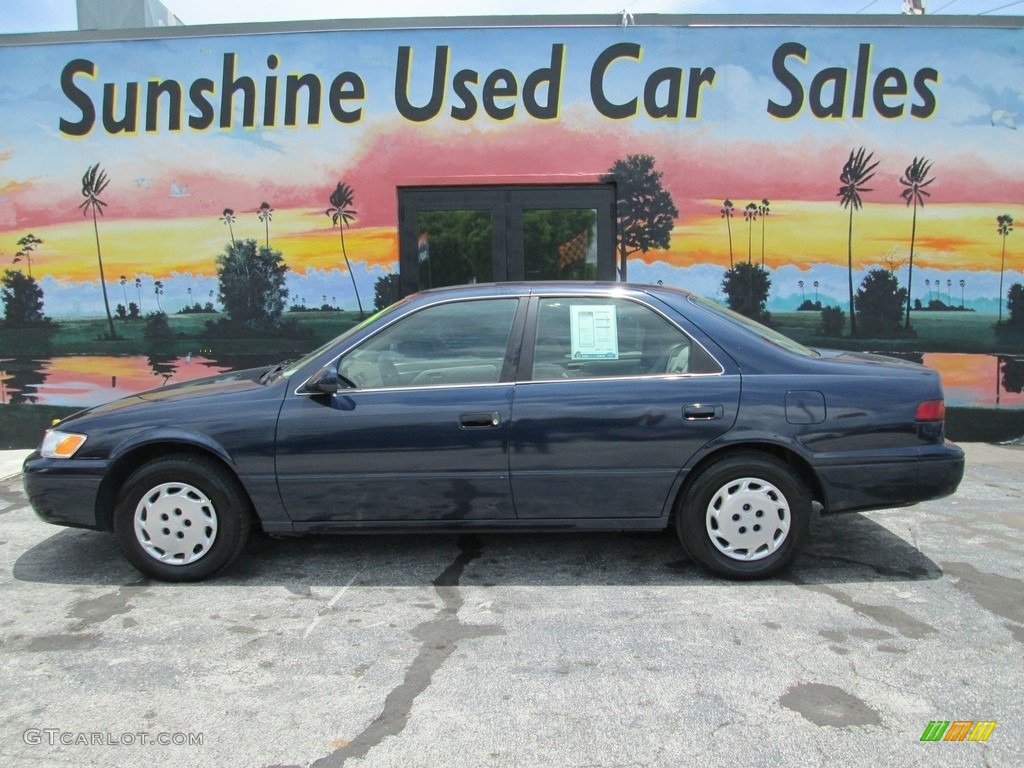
[304,364,342,394]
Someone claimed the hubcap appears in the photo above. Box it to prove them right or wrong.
[134,482,218,565]
[706,477,790,561]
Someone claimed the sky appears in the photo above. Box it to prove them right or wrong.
[3,0,1024,35]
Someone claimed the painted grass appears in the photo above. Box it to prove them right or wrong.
[0,405,80,450]
[0,312,361,357]
[774,311,1024,354]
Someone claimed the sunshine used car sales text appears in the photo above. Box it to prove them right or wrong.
[58,41,940,137]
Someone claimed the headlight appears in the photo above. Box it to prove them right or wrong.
[40,430,88,459]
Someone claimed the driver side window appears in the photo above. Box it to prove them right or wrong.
[339,298,519,388]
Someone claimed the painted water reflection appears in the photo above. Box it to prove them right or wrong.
[923,353,1024,408]
[0,353,266,407]
[1,352,1023,409]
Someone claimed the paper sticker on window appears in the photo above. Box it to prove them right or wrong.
[570,305,618,359]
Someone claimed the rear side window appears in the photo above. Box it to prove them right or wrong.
[530,298,721,380]
[339,298,519,388]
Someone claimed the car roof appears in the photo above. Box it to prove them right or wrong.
[410,281,694,302]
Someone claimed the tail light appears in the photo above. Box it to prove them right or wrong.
[916,399,945,422]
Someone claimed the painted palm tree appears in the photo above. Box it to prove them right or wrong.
[798,280,805,303]
[220,207,236,245]
[997,214,1014,323]
[946,279,953,305]
[79,163,118,340]
[743,202,758,264]
[837,147,879,336]
[899,156,934,329]
[925,279,931,303]
[813,280,819,304]
[959,278,965,308]
[13,234,42,278]
[154,280,164,312]
[758,199,770,267]
[257,202,273,248]
[119,275,128,308]
[135,277,143,311]
[326,182,365,318]
[720,199,735,268]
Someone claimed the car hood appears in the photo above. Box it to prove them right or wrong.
[132,366,270,402]
[56,366,274,425]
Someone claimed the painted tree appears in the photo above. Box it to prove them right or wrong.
[1008,283,1024,326]
[326,182,365,318]
[220,207,236,245]
[997,214,1014,323]
[837,147,879,336]
[721,262,772,324]
[601,154,677,281]
[899,156,934,329]
[119,275,128,308]
[1,269,49,327]
[743,202,758,263]
[855,267,908,337]
[216,238,289,331]
[959,278,966,308]
[374,273,400,311]
[720,199,735,268]
[79,163,118,340]
[758,198,770,267]
[257,201,273,248]
[154,279,164,312]
[12,234,42,278]
[134,276,143,312]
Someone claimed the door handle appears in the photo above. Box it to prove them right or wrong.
[459,412,501,429]
[682,404,724,420]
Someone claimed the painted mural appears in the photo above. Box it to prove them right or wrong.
[1,19,1023,419]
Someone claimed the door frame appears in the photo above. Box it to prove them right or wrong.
[398,184,617,297]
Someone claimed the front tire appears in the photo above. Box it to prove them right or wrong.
[676,453,810,579]
[114,455,251,581]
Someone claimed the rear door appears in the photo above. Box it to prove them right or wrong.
[509,294,740,519]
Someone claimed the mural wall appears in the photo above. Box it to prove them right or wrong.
[1,18,1023,412]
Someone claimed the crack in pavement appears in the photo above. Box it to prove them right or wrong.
[309,535,505,768]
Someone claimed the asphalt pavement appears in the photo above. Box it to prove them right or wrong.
[0,444,1021,767]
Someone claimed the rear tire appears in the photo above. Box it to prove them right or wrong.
[676,453,810,579]
[114,455,251,582]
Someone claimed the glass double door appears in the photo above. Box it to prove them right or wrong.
[398,185,616,296]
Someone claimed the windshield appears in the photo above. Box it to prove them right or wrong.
[277,299,412,379]
[687,293,819,358]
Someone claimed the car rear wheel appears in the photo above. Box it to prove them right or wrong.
[114,455,251,581]
[676,453,810,579]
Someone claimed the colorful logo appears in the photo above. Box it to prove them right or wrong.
[920,720,997,742]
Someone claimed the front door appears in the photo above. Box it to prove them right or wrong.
[275,297,524,522]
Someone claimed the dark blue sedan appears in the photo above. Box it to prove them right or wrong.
[23,282,965,581]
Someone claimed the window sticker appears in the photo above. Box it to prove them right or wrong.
[570,305,618,360]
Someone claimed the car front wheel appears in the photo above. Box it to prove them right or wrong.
[676,453,810,579]
[114,455,251,581]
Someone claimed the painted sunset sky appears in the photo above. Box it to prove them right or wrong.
[1,21,1023,316]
